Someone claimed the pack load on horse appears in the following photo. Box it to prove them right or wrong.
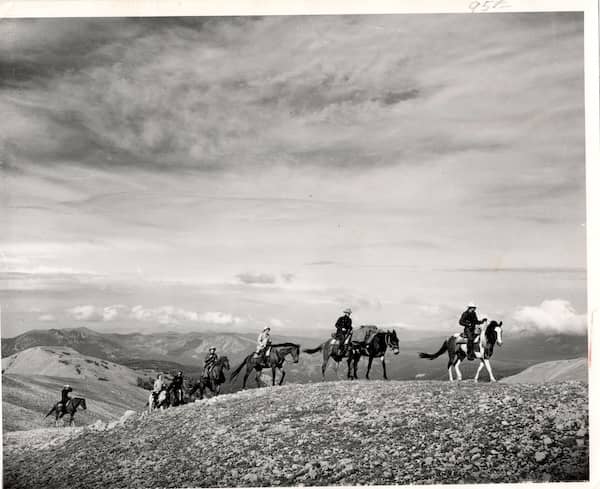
[190,355,231,399]
[459,302,487,360]
[303,308,357,379]
[418,320,504,381]
[347,327,400,380]
[230,327,300,389]
[168,371,185,406]
[45,385,87,426]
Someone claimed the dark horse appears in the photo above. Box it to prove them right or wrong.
[189,356,231,399]
[418,320,503,381]
[45,397,87,426]
[348,330,400,380]
[303,334,357,379]
[230,343,300,389]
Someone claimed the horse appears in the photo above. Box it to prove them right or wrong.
[230,343,300,389]
[147,388,170,413]
[189,356,231,399]
[418,320,503,382]
[45,397,87,427]
[347,330,400,380]
[302,333,356,380]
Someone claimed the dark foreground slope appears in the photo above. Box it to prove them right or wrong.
[3,380,588,488]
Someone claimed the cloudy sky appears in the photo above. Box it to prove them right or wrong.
[0,13,587,338]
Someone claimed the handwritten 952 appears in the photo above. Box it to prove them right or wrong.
[469,0,510,13]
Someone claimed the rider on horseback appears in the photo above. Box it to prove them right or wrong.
[169,371,185,404]
[203,347,218,380]
[256,327,272,363]
[60,384,72,415]
[334,308,353,355]
[459,302,487,361]
[152,373,164,408]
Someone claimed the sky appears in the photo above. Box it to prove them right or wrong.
[0,13,588,338]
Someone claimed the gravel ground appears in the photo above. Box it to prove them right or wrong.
[3,380,588,488]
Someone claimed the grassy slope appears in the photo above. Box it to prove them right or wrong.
[3,380,588,488]
[501,357,587,383]
[2,374,149,431]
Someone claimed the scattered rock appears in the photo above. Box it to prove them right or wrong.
[534,451,547,462]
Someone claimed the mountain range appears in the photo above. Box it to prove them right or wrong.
[1,326,588,383]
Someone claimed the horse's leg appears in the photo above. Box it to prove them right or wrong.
[366,356,374,379]
[346,355,353,379]
[454,358,463,381]
[484,359,496,382]
[381,356,388,380]
[272,366,277,386]
[474,360,484,382]
[279,368,286,386]
[242,367,251,390]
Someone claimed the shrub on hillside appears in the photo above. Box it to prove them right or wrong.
[137,377,154,390]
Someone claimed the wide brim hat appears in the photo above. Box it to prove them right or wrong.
[343,308,352,314]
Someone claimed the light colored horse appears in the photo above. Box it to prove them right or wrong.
[419,321,503,381]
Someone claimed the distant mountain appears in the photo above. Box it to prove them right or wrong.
[1,327,588,384]
[501,357,588,384]
[1,327,259,365]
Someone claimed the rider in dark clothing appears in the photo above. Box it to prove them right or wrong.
[334,308,353,354]
[169,371,185,404]
[459,303,487,360]
[203,348,218,380]
[60,385,72,414]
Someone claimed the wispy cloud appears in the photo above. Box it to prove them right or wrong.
[236,272,277,285]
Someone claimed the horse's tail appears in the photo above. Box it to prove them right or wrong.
[418,340,448,360]
[45,405,56,418]
[302,344,323,354]
[230,356,249,382]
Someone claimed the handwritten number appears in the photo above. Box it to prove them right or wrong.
[469,0,510,12]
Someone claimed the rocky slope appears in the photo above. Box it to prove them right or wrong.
[3,380,588,488]
[501,357,587,384]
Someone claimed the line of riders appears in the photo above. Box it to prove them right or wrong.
[55,303,493,415]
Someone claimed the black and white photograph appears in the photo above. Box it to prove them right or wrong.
[1,1,597,488]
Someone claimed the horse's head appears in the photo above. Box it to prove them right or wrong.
[219,356,231,370]
[289,344,300,363]
[387,330,400,355]
[76,398,87,410]
[485,320,503,347]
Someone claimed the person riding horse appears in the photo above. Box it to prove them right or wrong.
[152,373,164,408]
[459,302,487,360]
[203,347,218,380]
[60,384,73,415]
[169,371,185,405]
[256,327,272,364]
[334,308,353,355]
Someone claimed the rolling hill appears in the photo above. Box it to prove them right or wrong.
[3,380,588,488]
[501,357,588,384]
[1,347,150,431]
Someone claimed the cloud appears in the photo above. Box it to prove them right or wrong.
[198,311,243,326]
[102,304,128,321]
[38,313,55,321]
[66,304,103,321]
[281,273,295,283]
[129,305,242,326]
[236,272,276,285]
[512,299,587,335]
